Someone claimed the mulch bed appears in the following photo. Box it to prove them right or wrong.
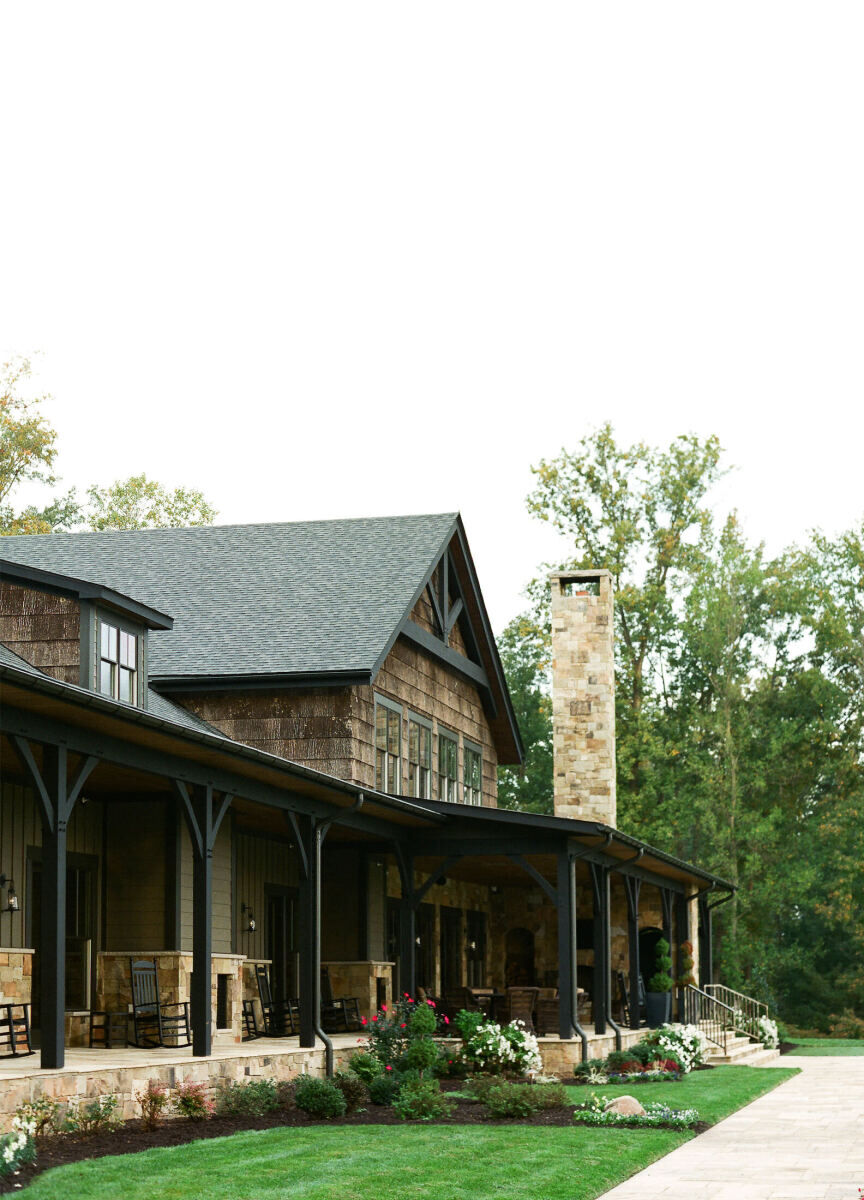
[1,1081,705,1193]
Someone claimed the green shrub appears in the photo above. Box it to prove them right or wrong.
[454,1009,484,1040]
[464,1073,499,1103]
[294,1076,347,1120]
[402,1035,439,1076]
[333,1071,366,1113]
[13,1097,60,1140]
[62,1094,122,1136]
[484,1082,543,1119]
[349,1051,383,1083]
[574,1058,607,1079]
[368,1072,401,1106]
[606,1050,644,1073]
[533,1082,567,1109]
[409,1003,437,1037]
[215,1078,279,1117]
[174,1080,215,1121]
[392,1078,454,1122]
[435,1049,468,1078]
[829,1009,864,1039]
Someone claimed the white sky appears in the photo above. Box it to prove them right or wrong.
[2,2,862,634]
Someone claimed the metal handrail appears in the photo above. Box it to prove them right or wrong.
[683,985,735,1052]
[703,984,769,1041]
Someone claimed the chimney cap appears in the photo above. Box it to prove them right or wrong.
[548,568,613,583]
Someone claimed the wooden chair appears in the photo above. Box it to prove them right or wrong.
[255,963,299,1037]
[0,1003,33,1057]
[535,993,559,1036]
[616,970,646,1026]
[129,958,191,1048]
[242,998,261,1041]
[320,967,362,1033]
[506,986,540,1032]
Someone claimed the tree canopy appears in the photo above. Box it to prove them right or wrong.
[501,424,864,1028]
[0,357,216,534]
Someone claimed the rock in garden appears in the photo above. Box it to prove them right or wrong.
[603,1095,646,1116]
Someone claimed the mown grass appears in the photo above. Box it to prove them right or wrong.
[785,1038,864,1056]
[20,1066,798,1200]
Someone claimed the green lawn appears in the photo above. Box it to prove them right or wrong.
[785,1038,864,1056]
[21,1067,798,1200]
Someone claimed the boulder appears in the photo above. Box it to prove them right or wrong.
[603,1095,646,1117]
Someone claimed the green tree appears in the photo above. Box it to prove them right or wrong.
[497,604,553,813]
[86,475,217,530]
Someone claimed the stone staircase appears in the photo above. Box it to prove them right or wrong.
[701,1028,780,1067]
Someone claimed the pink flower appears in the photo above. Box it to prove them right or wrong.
[404,992,411,999]
[400,1023,406,1029]
[381,1005,387,1012]
[427,1000,436,1007]
[361,1017,368,1026]
[444,1016,449,1025]
[372,1015,378,1022]
[385,1065,393,1072]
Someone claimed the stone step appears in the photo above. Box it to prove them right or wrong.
[705,1041,781,1067]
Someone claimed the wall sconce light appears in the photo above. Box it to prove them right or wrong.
[0,875,19,913]
[468,939,477,952]
[241,903,256,933]
[415,935,422,946]
[490,886,501,895]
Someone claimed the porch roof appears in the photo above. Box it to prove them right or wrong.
[0,655,733,894]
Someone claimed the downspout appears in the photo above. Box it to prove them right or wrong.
[313,793,365,1077]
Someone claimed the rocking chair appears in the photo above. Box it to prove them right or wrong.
[129,958,191,1048]
[320,967,362,1033]
[254,963,300,1037]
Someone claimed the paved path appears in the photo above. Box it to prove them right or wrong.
[601,1057,864,1200]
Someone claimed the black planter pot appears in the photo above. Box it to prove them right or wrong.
[645,992,671,1028]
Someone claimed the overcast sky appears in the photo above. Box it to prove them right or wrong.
[2,3,862,633]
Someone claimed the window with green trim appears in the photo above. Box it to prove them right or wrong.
[408,715,432,799]
[438,731,459,803]
[375,697,402,794]
[98,621,139,705]
[463,743,482,806]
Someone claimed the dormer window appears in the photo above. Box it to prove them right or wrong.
[98,620,139,704]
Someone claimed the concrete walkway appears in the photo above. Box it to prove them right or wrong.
[601,1056,864,1199]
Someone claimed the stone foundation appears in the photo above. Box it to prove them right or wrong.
[0,947,33,1006]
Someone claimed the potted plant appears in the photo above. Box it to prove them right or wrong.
[645,938,674,1027]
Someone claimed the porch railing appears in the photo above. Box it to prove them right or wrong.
[682,985,734,1052]
[704,984,769,1041]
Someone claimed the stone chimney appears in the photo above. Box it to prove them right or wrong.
[550,569,616,827]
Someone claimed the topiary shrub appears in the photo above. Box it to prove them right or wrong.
[454,1009,485,1040]
[392,1078,454,1122]
[333,1071,366,1113]
[294,1076,347,1120]
[368,1072,401,1106]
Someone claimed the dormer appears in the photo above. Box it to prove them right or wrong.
[0,558,173,707]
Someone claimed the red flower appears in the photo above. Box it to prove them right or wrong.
[361,1017,368,1026]
[372,1015,378,1022]
[381,1005,387,1012]
[443,1016,450,1024]
[400,1023,406,1029]
[427,1000,436,1007]
[385,1065,393,1072]
[403,992,411,999]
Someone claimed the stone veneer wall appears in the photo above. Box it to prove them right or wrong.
[550,570,617,826]
[322,961,393,1020]
[0,948,33,1007]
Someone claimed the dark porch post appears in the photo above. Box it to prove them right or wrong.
[11,739,98,1071]
[624,875,641,1029]
[590,862,610,1035]
[397,850,416,999]
[556,852,577,1040]
[675,892,690,1020]
[296,815,324,1049]
[40,747,67,1070]
[699,895,713,987]
[175,783,233,1058]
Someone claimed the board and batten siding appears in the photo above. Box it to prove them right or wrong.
[0,782,104,949]
[233,829,299,960]
[178,818,232,954]
[0,581,81,685]
[103,801,170,951]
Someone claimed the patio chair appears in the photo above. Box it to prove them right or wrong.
[129,958,191,1048]
[506,986,540,1032]
[616,970,646,1026]
[535,992,559,1036]
[255,963,299,1037]
[320,967,362,1033]
[0,1003,33,1057]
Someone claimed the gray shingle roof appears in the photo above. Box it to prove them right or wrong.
[0,514,458,681]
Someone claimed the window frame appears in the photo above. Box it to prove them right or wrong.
[374,694,404,796]
[406,711,433,800]
[92,607,146,707]
[437,727,459,804]
[463,739,483,806]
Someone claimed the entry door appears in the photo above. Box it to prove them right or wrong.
[29,857,98,1029]
[266,888,299,1002]
[439,906,463,993]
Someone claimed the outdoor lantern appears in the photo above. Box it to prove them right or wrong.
[241,903,256,932]
[0,875,18,913]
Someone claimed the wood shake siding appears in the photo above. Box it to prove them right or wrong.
[176,689,357,781]
[0,581,80,684]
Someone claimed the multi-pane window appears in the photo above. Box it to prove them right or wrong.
[464,744,482,806]
[98,622,138,704]
[375,699,402,794]
[438,731,459,803]
[407,716,432,799]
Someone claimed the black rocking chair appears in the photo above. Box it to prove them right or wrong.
[129,958,192,1048]
[0,1003,33,1057]
[254,963,300,1037]
[616,970,647,1027]
[320,966,362,1033]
